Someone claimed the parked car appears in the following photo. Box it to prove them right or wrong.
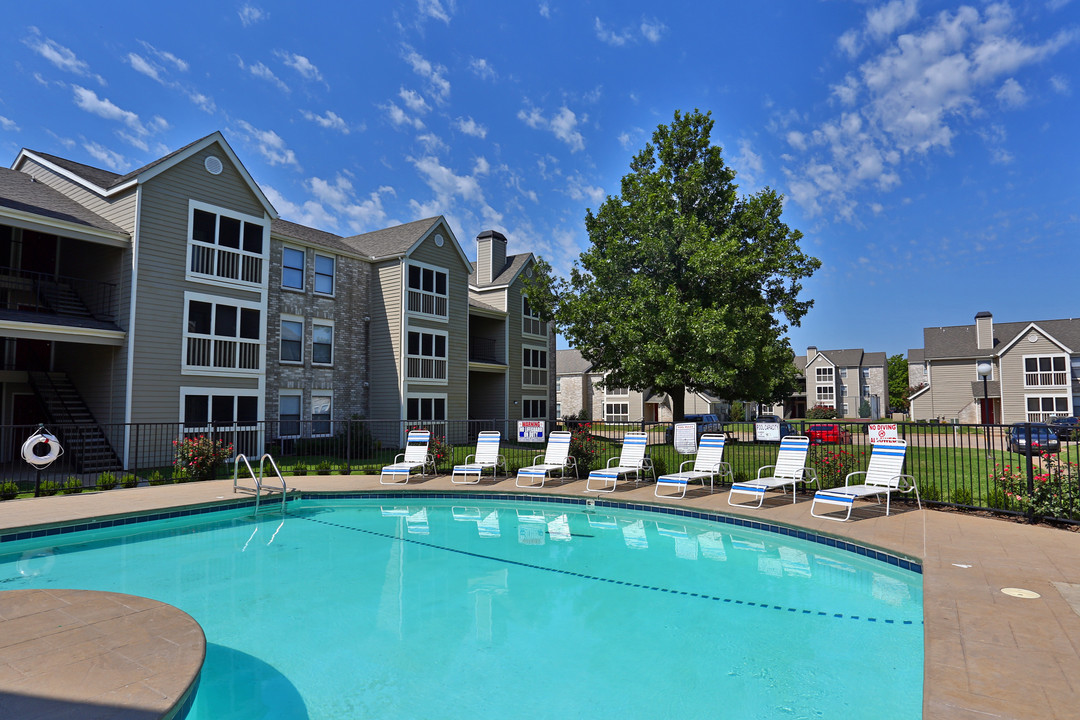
[1047,416,1079,441]
[666,414,722,443]
[807,423,852,444]
[1008,424,1060,455]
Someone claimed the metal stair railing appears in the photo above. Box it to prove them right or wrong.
[233,453,288,515]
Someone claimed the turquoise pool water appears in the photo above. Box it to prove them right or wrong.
[0,499,923,718]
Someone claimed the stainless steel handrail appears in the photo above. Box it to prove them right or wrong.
[234,453,288,515]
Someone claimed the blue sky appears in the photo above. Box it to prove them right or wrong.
[1,1,1077,359]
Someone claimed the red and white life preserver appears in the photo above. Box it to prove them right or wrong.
[21,431,63,468]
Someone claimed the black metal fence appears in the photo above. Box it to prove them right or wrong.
[1,418,1077,524]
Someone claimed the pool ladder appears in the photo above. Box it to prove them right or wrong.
[233,453,288,515]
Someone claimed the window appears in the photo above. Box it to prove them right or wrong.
[556,402,562,418]
[282,247,304,290]
[606,386,629,397]
[815,367,834,383]
[184,294,261,372]
[182,388,260,455]
[816,385,835,405]
[522,297,547,337]
[1026,395,1069,422]
[839,367,847,378]
[407,263,448,318]
[407,329,447,380]
[312,392,332,436]
[862,367,871,377]
[861,385,871,398]
[407,394,446,422]
[523,398,547,419]
[279,393,301,437]
[555,378,562,393]
[523,346,548,386]
[840,385,847,397]
[313,322,334,365]
[605,402,630,422]
[188,203,265,287]
[280,318,303,363]
[1024,355,1068,387]
[315,254,335,295]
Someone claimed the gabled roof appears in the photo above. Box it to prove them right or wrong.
[271,218,366,258]
[0,167,126,236]
[14,132,276,218]
[556,348,593,375]
[923,317,1080,359]
[469,253,533,288]
[341,216,471,268]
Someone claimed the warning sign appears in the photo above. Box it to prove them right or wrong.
[518,420,546,443]
[868,424,898,444]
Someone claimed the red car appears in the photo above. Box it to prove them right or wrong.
[807,423,852,444]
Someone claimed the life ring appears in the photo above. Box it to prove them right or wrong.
[21,431,63,468]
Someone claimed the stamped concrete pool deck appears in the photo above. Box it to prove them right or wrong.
[2,474,1079,720]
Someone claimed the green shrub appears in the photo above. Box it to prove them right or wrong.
[992,455,1080,521]
[173,435,233,482]
[147,470,167,486]
[918,483,941,502]
[648,454,668,478]
[97,472,118,491]
[316,460,333,475]
[985,487,1009,510]
[62,476,84,494]
[807,405,839,420]
[121,473,138,489]
[858,400,872,419]
[39,480,62,496]
[291,463,309,477]
[0,481,18,500]
[950,486,974,506]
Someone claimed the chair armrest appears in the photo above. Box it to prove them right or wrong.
[464,454,476,464]
[533,454,544,464]
[894,474,918,493]
[844,470,867,486]
[679,459,695,472]
[607,457,620,468]
[800,466,819,488]
[757,465,777,479]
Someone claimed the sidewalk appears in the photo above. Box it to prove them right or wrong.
[2,474,1079,720]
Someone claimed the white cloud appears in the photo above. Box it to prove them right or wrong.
[595,17,633,47]
[640,18,667,44]
[233,120,300,167]
[126,43,211,113]
[276,51,325,84]
[831,74,860,106]
[539,2,550,19]
[565,172,604,206]
[300,174,396,233]
[417,133,448,153]
[518,104,585,152]
[398,88,430,114]
[418,0,453,23]
[469,57,496,81]
[239,5,266,27]
[71,86,167,144]
[866,0,919,40]
[996,78,1026,107]
[1047,0,1073,10]
[82,141,130,171]
[382,102,425,130]
[732,139,764,188]
[837,29,863,59]
[24,28,105,85]
[263,185,338,230]
[1050,75,1070,95]
[127,53,163,82]
[0,116,19,132]
[408,154,502,228]
[403,47,450,101]
[138,41,188,72]
[454,116,487,139]
[301,109,350,134]
[239,58,290,92]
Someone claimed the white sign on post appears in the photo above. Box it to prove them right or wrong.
[673,423,697,454]
[868,423,898,444]
[756,422,781,442]
[518,420,545,443]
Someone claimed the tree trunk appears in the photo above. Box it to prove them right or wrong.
[668,386,686,421]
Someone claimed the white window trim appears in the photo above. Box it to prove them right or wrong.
[604,402,630,423]
[186,200,268,291]
[280,314,304,365]
[182,291,264,377]
[314,253,335,297]
[522,296,547,338]
[522,343,548,388]
[312,318,335,367]
[281,244,306,293]
[522,395,548,420]
[1022,353,1069,388]
[405,392,448,421]
[180,386,262,428]
[1024,393,1071,422]
[278,389,303,439]
[311,389,333,437]
[405,259,450,322]
[406,325,448,384]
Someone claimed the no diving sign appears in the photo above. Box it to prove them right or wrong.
[868,423,898,443]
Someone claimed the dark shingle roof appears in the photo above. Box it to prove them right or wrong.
[469,253,531,287]
[924,318,1080,358]
[341,217,441,259]
[0,168,126,234]
[271,218,361,256]
[556,349,593,375]
[908,348,924,363]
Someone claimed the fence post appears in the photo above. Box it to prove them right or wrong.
[346,417,352,474]
[1024,422,1036,522]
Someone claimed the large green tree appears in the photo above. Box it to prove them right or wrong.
[888,353,909,412]
[527,109,820,420]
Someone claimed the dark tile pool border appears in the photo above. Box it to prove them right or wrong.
[0,490,921,574]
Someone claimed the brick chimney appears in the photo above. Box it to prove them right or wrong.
[975,312,993,351]
[476,230,507,285]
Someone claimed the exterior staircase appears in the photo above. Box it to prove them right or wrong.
[38,280,95,319]
[27,371,122,473]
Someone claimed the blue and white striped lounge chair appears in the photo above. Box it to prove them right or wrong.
[727,435,817,508]
[585,431,653,493]
[380,429,435,485]
[516,430,577,488]
[451,431,506,484]
[811,439,920,521]
[655,433,733,498]
[622,519,648,549]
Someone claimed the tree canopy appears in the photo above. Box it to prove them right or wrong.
[526,109,820,419]
[888,353,910,412]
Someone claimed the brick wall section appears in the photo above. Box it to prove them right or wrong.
[265,238,371,424]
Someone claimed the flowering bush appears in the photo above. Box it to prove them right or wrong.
[173,435,233,482]
[810,445,861,489]
[568,422,602,475]
[408,426,451,471]
[807,405,839,420]
[992,455,1080,520]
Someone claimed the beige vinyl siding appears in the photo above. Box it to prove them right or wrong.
[473,287,506,313]
[368,261,402,419]
[910,391,933,421]
[507,282,524,415]
[17,159,137,231]
[926,359,977,421]
[128,146,267,423]
[1000,333,1068,423]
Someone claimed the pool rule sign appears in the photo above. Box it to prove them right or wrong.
[518,420,545,443]
[869,423,898,443]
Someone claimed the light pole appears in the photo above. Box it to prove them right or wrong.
[977,360,992,458]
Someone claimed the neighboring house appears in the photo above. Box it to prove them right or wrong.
[765,346,888,420]
[0,132,554,468]
[554,348,725,422]
[909,311,1080,424]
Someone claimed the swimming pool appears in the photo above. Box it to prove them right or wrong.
[0,497,923,718]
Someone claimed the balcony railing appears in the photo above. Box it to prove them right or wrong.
[0,266,116,322]
[186,336,260,370]
[1025,371,1068,387]
[407,356,447,380]
[407,290,447,317]
[189,244,262,285]
[469,337,504,364]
